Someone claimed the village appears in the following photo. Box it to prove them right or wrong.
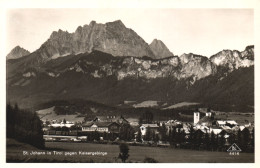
[40,107,254,153]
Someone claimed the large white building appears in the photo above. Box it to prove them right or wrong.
[50,121,74,128]
[216,120,238,127]
[82,122,120,133]
[140,124,159,136]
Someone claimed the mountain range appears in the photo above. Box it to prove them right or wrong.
[6,20,254,112]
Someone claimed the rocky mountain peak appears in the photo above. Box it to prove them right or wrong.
[34,20,155,60]
[106,20,125,28]
[6,46,30,59]
[50,29,71,39]
[242,45,254,60]
[89,20,97,27]
[210,46,254,70]
[149,39,173,59]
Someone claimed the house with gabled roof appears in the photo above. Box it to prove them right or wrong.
[82,122,120,133]
[92,115,129,124]
[209,126,223,135]
[140,124,159,136]
[216,120,238,127]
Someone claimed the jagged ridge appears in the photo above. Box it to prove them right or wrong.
[35,20,156,60]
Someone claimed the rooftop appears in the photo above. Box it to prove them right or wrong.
[141,124,159,128]
[82,122,119,127]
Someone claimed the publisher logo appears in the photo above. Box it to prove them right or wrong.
[227,143,242,155]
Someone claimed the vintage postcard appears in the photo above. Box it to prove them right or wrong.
[1,0,258,166]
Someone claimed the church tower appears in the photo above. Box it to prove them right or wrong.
[194,112,200,125]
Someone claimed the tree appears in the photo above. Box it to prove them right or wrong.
[61,126,69,132]
[169,127,176,147]
[211,112,215,120]
[136,129,142,142]
[204,133,210,150]
[180,130,186,144]
[45,120,50,126]
[251,127,254,147]
[103,132,108,140]
[168,129,173,144]
[175,131,181,145]
[138,117,143,125]
[94,131,100,141]
[218,132,226,151]
[142,110,153,124]
[159,123,167,142]
[49,126,55,131]
[144,126,151,141]
[188,126,194,144]
[118,143,129,163]
[154,133,159,144]
[194,130,203,150]
[241,128,250,150]
[237,129,242,146]
[109,132,117,141]
[6,103,44,149]
[119,124,134,141]
[210,131,216,151]
[55,127,61,131]
[88,132,94,141]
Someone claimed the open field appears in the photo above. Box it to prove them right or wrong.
[36,106,85,122]
[163,102,200,110]
[133,100,159,108]
[7,139,254,163]
[214,112,254,125]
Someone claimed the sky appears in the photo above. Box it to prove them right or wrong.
[5,8,254,57]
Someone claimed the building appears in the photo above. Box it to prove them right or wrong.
[92,115,129,124]
[140,124,159,136]
[194,112,200,125]
[216,120,238,127]
[206,112,212,117]
[50,121,74,128]
[82,122,120,133]
[196,115,214,127]
[216,120,226,127]
[226,120,238,126]
[209,127,223,135]
[165,120,182,135]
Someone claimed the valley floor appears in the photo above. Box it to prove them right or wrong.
[6,139,254,163]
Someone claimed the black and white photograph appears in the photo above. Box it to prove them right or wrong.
[1,0,259,165]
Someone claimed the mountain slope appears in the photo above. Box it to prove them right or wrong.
[6,46,30,60]
[6,46,254,111]
[149,39,174,58]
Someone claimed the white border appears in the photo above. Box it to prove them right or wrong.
[0,0,259,168]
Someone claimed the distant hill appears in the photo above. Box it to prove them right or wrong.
[149,39,174,58]
[6,46,30,59]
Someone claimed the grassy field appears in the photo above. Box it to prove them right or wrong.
[163,102,200,110]
[133,100,160,108]
[36,106,85,122]
[7,139,254,163]
[214,112,254,125]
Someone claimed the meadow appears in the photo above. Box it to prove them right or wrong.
[7,139,254,163]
